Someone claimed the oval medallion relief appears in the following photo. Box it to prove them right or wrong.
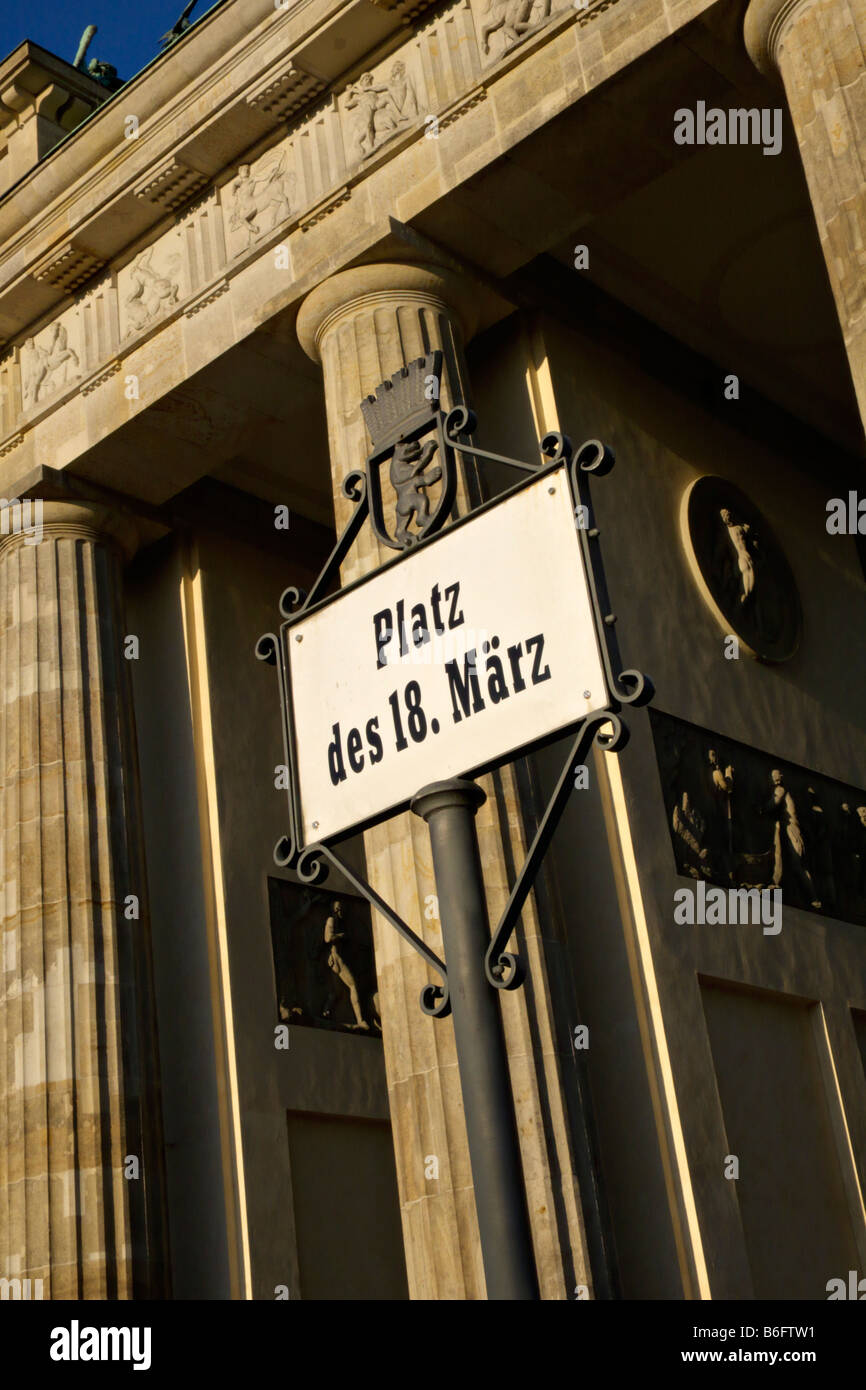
[680,476,801,662]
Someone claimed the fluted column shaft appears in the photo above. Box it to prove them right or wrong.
[298,263,595,1300]
[746,0,866,431]
[0,502,163,1299]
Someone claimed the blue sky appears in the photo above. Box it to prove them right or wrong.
[0,0,221,85]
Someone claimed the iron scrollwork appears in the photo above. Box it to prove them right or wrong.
[256,363,652,1016]
[484,709,628,991]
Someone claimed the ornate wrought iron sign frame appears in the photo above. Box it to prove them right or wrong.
[257,355,652,1017]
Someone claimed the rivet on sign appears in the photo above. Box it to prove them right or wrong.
[295,634,303,642]
[583,690,591,699]
[548,487,556,495]
[312,821,319,829]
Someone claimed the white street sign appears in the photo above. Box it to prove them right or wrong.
[287,465,609,843]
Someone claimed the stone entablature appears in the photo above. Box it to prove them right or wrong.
[0,42,110,196]
[0,0,716,484]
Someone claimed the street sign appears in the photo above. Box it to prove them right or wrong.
[285,463,609,844]
[258,376,651,1302]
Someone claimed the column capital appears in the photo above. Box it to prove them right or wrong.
[0,498,138,561]
[296,260,480,362]
[411,779,487,821]
[744,0,813,78]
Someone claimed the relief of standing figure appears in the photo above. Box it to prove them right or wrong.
[719,507,757,606]
[390,436,442,546]
[765,769,821,908]
[24,322,80,404]
[320,900,381,1032]
[386,61,418,121]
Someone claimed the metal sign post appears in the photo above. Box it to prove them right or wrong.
[411,778,538,1300]
[256,352,652,1300]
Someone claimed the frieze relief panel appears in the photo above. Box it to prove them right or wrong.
[20,306,82,412]
[118,231,185,341]
[222,141,297,258]
[652,709,866,928]
[268,878,382,1036]
[469,0,568,65]
[0,0,605,442]
[340,45,426,167]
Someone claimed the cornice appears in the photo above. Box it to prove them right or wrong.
[0,0,723,481]
[0,0,400,329]
[0,41,108,126]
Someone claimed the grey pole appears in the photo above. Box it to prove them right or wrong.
[411,778,539,1300]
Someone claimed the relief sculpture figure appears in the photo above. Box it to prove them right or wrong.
[125,247,181,333]
[387,61,418,121]
[320,900,381,1032]
[765,768,821,908]
[229,155,294,247]
[24,323,80,405]
[346,65,419,160]
[390,437,442,546]
[480,0,553,56]
[719,507,757,605]
[672,792,710,877]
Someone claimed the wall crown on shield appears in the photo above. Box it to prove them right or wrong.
[360,351,441,454]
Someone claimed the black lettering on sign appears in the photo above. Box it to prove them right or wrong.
[373,611,392,669]
[410,604,430,650]
[526,633,551,684]
[366,717,384,764]
[445,650,485,723]
[445,582,464,628]
[346,727,364,773]
[430,583,445,635]
[506,642,526,693]
[483,637,509,704]
[329,718,385,784]
[328,724,347,786]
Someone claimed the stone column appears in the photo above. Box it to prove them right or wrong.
[745,0,866,431]
[297,263,595,1299]
[0,501,165,1299]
